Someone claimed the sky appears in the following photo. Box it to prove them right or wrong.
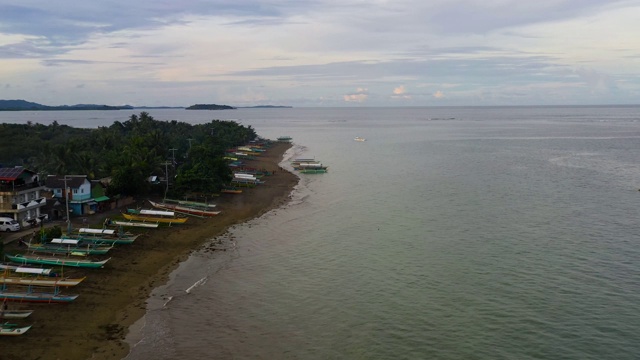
[0,0,639,107]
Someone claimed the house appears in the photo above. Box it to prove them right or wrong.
[90,180,112,212]
[45,175,109,217]
[0,167,47,227]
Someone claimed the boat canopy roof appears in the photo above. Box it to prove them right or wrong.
[140,209,175,216]
[234,173,257,179]
[51,238,80,245]
[79,228,115,235]
[16,267,52,275]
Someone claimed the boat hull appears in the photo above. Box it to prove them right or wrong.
[0,324,32,336]
[148,200,221,216]
[1,291,79,303]
[0,309,33,319]
[26,244,112,255]
[112,220,159,228]
[62,235,135,245]
[1,276,85,287]
[122,212,189,224]
[5,254,110,269]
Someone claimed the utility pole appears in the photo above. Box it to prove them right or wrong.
[186,139,193,158]
[63,176,71,234]
[161,161,172,200]
[169,148,177,164]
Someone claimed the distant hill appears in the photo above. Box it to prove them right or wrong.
[238,105,293,108]
[0,99,133,111]
[186,104,236,110]
[132,106,185,109]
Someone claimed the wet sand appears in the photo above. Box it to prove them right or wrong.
[1,142,297,360]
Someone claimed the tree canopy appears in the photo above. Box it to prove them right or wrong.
[0,113,257,197]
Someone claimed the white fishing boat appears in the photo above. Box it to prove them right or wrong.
[0,309,34,319]
[0,323,32,336]
[111,220,159,228]
[354,136,366,142]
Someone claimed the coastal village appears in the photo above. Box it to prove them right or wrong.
[0,130,326,358]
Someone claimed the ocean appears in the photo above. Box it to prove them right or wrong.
[3,106,640,359]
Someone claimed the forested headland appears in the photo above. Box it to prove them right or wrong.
[0,112,258,198]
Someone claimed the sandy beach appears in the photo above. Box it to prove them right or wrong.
[1,142,298,360]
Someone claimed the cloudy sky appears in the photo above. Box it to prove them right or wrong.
[0,0,639,107]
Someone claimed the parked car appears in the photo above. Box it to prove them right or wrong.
[0,217,21,232]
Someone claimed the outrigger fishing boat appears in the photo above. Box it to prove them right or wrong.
[164,198,218,208]
[63,228,138,245]
[1,287,79,303]
[1,266,85,287]
[26,238,113,256]
[0,309,33,319]
[221,186,242,194]
[4,253,110,269]
[148,200,221,217]
[0,323,32,336]
[122,209,189,224]
[111,220,159,228]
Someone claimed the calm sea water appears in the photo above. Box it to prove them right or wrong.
[3,106,640,359]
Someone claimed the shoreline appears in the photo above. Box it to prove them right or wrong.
[1,142,298,360]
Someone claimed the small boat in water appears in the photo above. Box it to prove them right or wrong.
[354,136,366,142]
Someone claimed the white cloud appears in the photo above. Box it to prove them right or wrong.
[0,1,639,106]
[391,85,411,99]
[344,87,369,102]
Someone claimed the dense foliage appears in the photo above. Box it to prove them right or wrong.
[0,112,257,197]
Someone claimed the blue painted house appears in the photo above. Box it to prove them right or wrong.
[45,175,106,217]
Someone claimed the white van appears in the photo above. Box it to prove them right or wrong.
[0,217,21,232]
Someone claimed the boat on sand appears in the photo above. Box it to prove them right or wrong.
[148,200,221,217]
[0,309,34,319]
[0,323,32,336]
[5,253,110,269]
[122,209,189,224]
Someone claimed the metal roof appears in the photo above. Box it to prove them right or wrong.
[0,167,26,181]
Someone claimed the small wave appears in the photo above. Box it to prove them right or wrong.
[185,277,208,294]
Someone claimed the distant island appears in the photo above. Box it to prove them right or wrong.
[0,99,133,111]
[238,105,293,108]
[0,99,293,111]
[186,104,236,110]
[132,106,185,109]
